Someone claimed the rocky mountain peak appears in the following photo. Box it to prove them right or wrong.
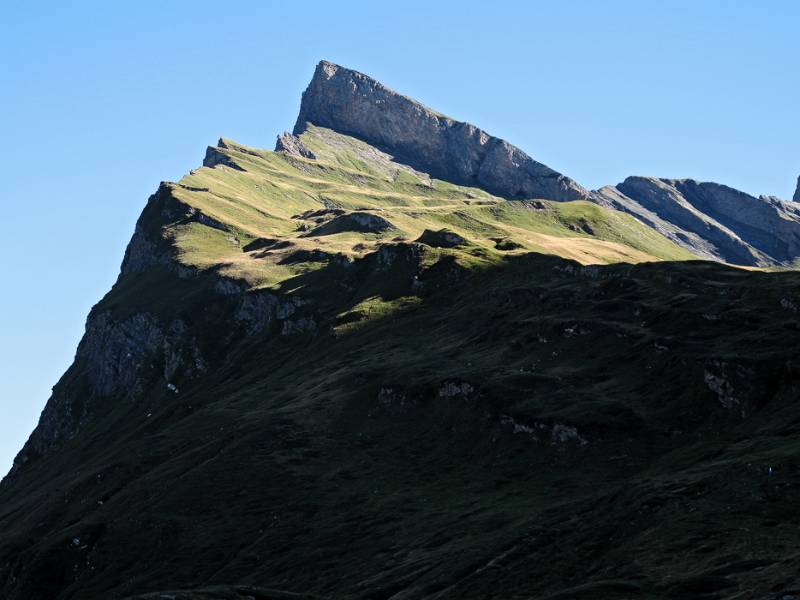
[592,175,800,265]
[794,175,800,202]
[293,61,588,202]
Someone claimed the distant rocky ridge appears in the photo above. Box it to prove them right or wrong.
[795,175,800,202]
[292,60,588,202]
[592,177,800,266]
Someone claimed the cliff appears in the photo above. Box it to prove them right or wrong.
[293,61,588,201]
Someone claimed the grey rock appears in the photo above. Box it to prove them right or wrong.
[280,316,317,336]
[376,386,418,415]
[498,415,587,446]
[202,144,245,171]
[8,310,207,477]
[550,423,588,446]
[370,242,423,272]
[294,61,587,201]
[120,183,180,275]
[274,132,316,159]
[234,291,279,335]
[592,176,800,266]
[703,359,760,418]
[298,124,434,185]
[214,278,248,296]
[438,380,478,401]
[780,297,799,313]
[795,175,800,203]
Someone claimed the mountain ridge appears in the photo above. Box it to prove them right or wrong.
[292,60,589,202]
[292,60,800,267]
[592,176,800,266]
[6,125,694,481]
[2,61,800,600]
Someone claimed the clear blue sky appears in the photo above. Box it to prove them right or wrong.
[1,1,798,475]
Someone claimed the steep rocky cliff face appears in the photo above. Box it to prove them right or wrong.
[294,61,588,202]
[794,175,800,202]
[8,185,252,479]
[593,176,800,266]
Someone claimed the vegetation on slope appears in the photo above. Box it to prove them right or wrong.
[2,131,798,600]
[165,125,694,290]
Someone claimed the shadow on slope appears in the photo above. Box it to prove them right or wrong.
[2,251,800,599]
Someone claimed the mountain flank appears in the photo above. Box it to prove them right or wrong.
[2,61,800,600]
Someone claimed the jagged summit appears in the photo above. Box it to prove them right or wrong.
[293,60,588,202]
[794,174,800,202]
[592,175,800,266]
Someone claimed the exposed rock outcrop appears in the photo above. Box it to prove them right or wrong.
[9,310,206,477]
[120,182,230,276]
[794,175,800,203]
[592,177,800,266]
[274,132,316,159]
[293,61,587,202]
[202,144,245,171]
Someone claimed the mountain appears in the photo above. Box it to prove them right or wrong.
[593,177,800,266]
[293,61,588,202]
[295,61,800,267]
[795,175,800,202]
[2,62,800,600]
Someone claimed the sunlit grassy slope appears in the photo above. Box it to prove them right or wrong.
[167,125,693,288]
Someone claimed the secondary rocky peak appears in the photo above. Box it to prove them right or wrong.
[594,175,800,265]
[293,60,587,201]
[275,132,316,159]
[794,175,800,202]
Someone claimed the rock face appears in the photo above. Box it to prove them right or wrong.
[794,175,800,202]
[592,177,800,266]
[274,132,316,159]
[293,61,587,201]
[7,179,322,481]
[8,309,206,478]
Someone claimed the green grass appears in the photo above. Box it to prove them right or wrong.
[162,126,695,287]
[1,129,797,600]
